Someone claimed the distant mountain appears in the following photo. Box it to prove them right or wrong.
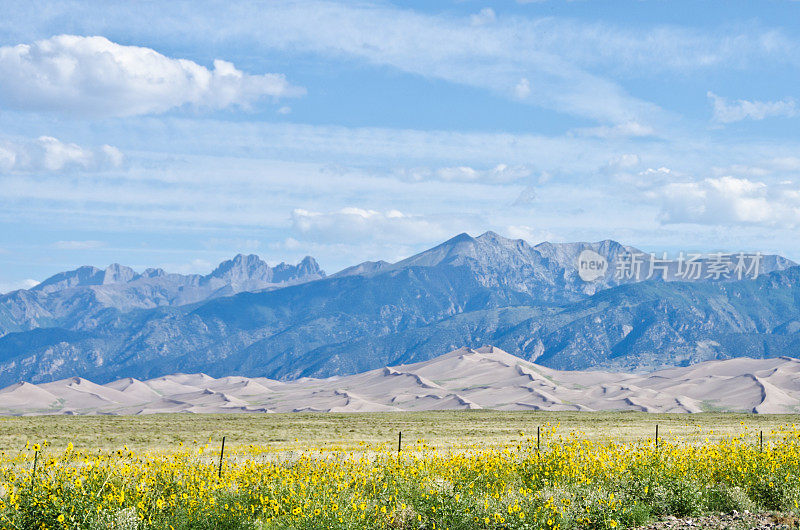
[0,254,325,336]
[0,232,796,387]
[332,260,392,278]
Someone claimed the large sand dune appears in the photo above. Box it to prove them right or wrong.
[2,346,799,415]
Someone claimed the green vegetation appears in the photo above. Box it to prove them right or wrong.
[0,412,799,529]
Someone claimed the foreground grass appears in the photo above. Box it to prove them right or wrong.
[0,413,799,529]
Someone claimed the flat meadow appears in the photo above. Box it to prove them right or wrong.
[1,411,799,529]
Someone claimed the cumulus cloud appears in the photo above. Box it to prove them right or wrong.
[708,92,798,123]
[0,35,305,117]
[0,136,123,171]
[651,176,800,227]
[291,208,451,242]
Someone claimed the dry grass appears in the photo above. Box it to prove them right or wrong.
[0,411,796,452]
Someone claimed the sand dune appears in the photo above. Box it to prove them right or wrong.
[0,382,60,410]
[1,346,799,415]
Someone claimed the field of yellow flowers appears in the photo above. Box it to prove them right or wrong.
[1,420,799,529]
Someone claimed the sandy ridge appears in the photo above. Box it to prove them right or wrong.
[1,346,799,415]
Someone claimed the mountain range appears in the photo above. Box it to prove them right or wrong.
[0,254,323,336]
[0,231,798,388]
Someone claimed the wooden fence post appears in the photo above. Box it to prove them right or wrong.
[32,449,39,481]
[218,436,226,479]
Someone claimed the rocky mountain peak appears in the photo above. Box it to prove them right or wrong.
[272,256,324,284]
[33,265,104,294]
[206,254,325,287]
[102,263,137,285]
[141,268,166,279]
[297,256,322,275]
[208,254,272,283]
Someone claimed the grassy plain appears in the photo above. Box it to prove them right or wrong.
[0,410,797,452]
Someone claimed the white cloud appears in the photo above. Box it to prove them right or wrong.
[470,8,496,26]
[291,208,451,243]
[504,225,558,243]
[769,157,800,171]
[602,153,641,175]
[573,121,655,139]
[708,92,798,123]
[0,136,123,171]
[0,35,305,117]
[640,167,672,177]
[651,176,800,227]
[614,154,641,169]
[0,278,39,294]
[396,164,532,183]
[513,78,531,99]
[0,146,16,171]
[3,3,800,128]
[709,157,800,178]
[98,1,655,126]
[5,111,800,261]
[52,240,106,250]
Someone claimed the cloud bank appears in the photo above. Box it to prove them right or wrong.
[0,35,305,117]
[0,136,122,171]
[653,176,800,227]
[708,92,798,123]
[291,208,451,243]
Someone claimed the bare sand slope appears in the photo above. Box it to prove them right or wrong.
[1,347,799,415]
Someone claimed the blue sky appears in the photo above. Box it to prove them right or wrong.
[2,0,800,291]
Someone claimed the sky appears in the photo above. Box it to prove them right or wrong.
[2,0,800,291]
